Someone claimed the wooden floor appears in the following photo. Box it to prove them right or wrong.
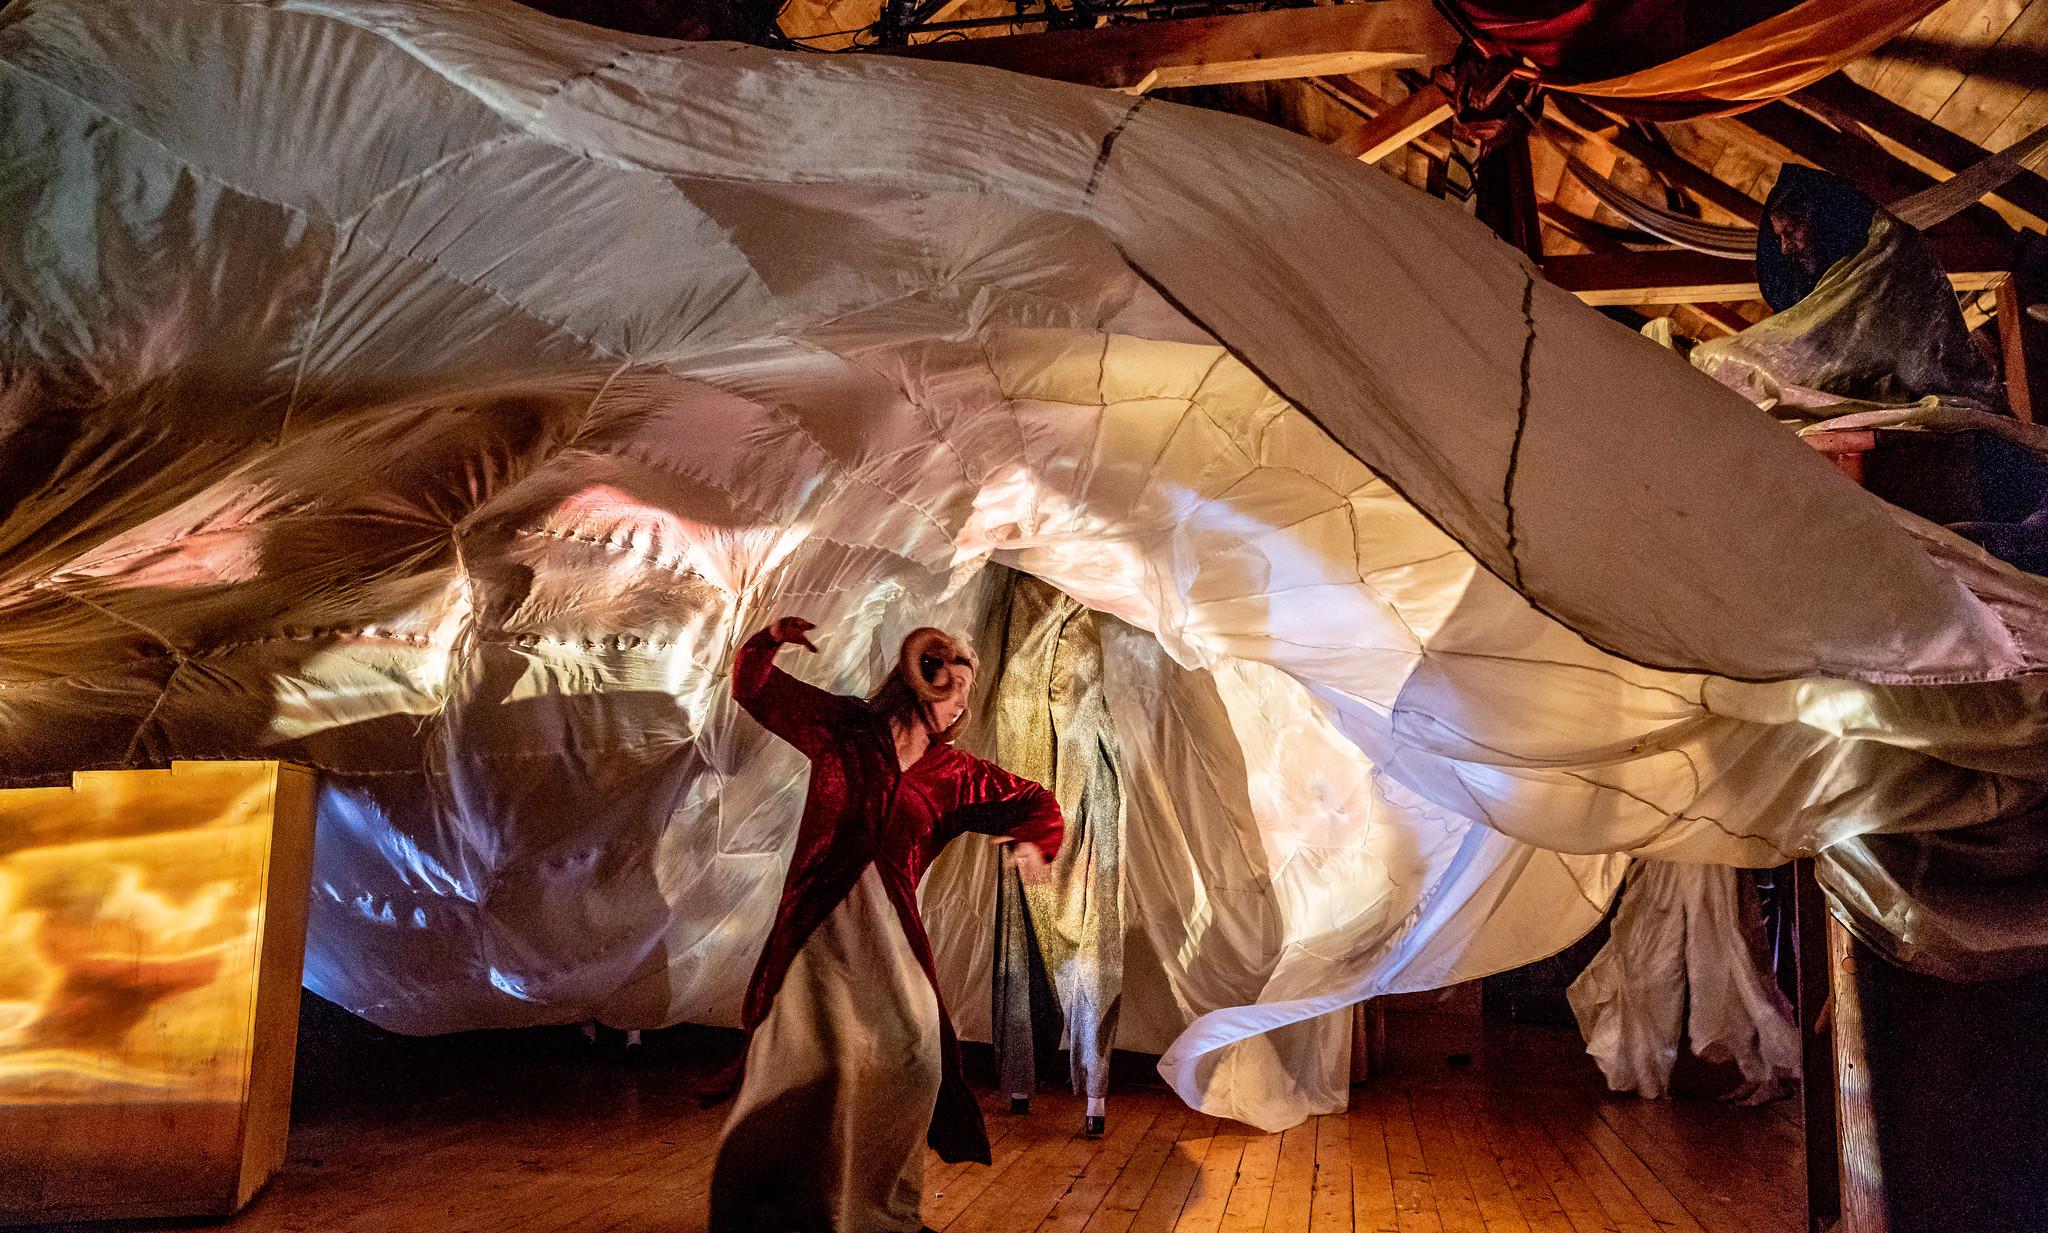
[16,1007,1804,1233]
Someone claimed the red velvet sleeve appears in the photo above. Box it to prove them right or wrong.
[731,628,843,758]
[942,756,1065,861]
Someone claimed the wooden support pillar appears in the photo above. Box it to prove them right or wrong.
[1793,857,1842,1233]
[1349,999,1388,1085]
[1476,133,1542,263]
[1997,275,2035,425]
[1830,919,1889,1233]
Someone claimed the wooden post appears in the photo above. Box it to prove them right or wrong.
[1793,857,1842,1233]
[1997,275,2035,425]
[1829,920,1890,1233]
[1477,133,1544,263]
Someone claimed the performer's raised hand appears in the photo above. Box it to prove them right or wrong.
[994,837,1052,885]
[768,616,820,653]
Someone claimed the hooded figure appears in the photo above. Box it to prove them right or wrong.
[711,617,1064,1233]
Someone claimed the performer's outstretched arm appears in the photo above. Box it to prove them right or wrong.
[731,617,841,757]
[943,760,1065,862]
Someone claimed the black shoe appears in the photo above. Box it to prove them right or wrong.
[1083,1115,1105,1137]
[1009,1096,1031,1115]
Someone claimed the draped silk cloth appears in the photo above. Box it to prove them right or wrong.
[6,0,2048,1133]
[729,630,1064,1163]
[1455,0,1948,121]
[976,576,1124,1105]
[1567,861,1800,1099]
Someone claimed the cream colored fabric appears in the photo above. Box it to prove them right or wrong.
[4,0,2048,1136]
[1567,862,1800,1100]
[711,867,939,1233]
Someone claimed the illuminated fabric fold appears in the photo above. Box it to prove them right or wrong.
[4,0,2048,1132]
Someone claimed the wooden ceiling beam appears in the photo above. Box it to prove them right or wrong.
[1791,74,2048,232]
[1311,76,1451,160]
[1535,200,1652,251]
[891,1,1458,92]
[1544,96,1765,226]
[1729,102,2014,236]
[1331,81,1451,164]
[1542,233,2017,304]
[1534,202,1753,335]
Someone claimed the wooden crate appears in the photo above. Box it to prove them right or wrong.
[0,761,317,1224]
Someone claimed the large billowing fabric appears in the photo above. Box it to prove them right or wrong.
[5,0,2048,1132]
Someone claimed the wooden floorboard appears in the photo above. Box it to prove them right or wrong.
[20,1016,1800,1233]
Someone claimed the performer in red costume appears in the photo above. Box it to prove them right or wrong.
[710,616,1064,1233]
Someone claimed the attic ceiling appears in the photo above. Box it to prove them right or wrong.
[517,0,2048,351]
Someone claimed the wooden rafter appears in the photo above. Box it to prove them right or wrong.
[1544,96,1765,226]
[1792,74,2048,233]
[1543,232,2017,304]
[1533,204,1753,336]
[1331,81,1451,164]
[1729,102,2014,235]
[890,1,1457,92]
[1311,75,1451,160]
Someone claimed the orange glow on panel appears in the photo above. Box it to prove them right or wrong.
[0,762,314,1224]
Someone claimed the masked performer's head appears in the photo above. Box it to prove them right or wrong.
[871,627,977,741]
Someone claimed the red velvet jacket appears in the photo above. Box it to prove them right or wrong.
[730,628,1064,1164]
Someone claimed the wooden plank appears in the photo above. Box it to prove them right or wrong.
[1264,1123,1317,1233]
[1829,921,1890,1233]
[1541,233,2017,303]
[1464,1091,1576,1233]
[1177,1126,1250,1233]
[1045,1106,1167,1233]
[927,1110,1057,1230]
[989,1122,1114,1233]
[1333,83,1453,165]
[1314,76,1453,161]
[1085,1106,1194,1233]
[1427,1090,1530,1233]
[1127,1115,1221,1233]
[1794,73,2048,230]
[1380,1093,1445,1233]
[890,2,1458,92]
[1572,1109,1707,1233]
[1927,0,2048,147]
[1590,1099,1791,1233]
[1534,1102,1659,1233]
[1871,0,2032,116]
[1220,1133,1282,1233]
[1308,1115,1354,1233]
[1469,1093,1612,1233]
[1405,1091,1490,1233]
[1732,101,2016,235]
[1545,96,1766,226]
[1351,1095,1403,1233]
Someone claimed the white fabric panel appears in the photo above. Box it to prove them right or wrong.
[2,0,2046,1132]
[1568,862,1801,1100]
